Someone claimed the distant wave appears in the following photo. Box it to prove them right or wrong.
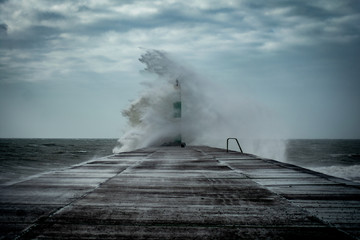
[330,153,360,160]
[42,143,58,147]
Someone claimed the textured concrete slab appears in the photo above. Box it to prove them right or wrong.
[1,146,360,239]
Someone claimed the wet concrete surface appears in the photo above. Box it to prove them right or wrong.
[1,146,360,239]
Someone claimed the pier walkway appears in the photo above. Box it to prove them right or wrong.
[1,146,360,239]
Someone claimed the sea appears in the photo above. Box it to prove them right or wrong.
[0,139,360,185]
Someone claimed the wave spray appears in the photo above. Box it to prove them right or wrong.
[113,49,286,161]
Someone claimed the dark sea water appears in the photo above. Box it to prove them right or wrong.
[0,139,359,185]
[0,139,117,185]
[285,139,360,182]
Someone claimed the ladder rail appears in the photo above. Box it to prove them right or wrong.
[226,138,243,153]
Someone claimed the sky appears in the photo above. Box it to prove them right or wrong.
[0,0,360,139]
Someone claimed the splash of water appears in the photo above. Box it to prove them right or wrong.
[113,49,286,161]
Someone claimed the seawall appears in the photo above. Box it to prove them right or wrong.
[1,146,360,239]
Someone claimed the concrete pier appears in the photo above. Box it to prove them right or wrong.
[1,146,360,239]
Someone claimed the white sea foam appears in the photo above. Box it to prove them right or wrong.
[310,165,360,183]
[113,49,286,161]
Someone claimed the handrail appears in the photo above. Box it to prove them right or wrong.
[226,138,243,153]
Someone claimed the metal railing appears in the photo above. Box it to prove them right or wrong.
[226,138,243,153]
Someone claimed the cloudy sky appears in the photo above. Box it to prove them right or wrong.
[1,0,359,139]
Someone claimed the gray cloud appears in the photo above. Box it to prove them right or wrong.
[0,23,7,31]
[37,11,66,21]
[0,23,7,36]
[0,0,358,82]
[1,1,358,50]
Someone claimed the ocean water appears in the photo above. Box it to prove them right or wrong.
[285,139,360,182]
[0,138,117,185]
[0,139,359,185]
